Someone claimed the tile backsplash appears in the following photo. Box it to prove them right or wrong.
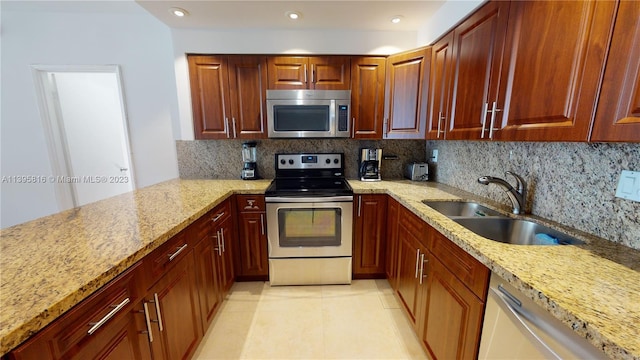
[176,139,426,181]
[427,140,640,250]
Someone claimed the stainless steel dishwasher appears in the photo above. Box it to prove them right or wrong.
[478,273,607,360]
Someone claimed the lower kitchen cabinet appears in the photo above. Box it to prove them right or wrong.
[420,254,485,360]
[235,195,268,280]
[353,194,387,278]
[385,197,400,289]
[8,263,149,360]
[192,210,223,331]
[391,200,489,359]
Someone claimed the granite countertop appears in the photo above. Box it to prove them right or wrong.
[1,179,638,359]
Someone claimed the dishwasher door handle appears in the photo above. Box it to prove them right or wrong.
[489,286,562,360]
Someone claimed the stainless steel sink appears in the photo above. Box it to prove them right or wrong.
[453,218,584,246]
[422,200,504,218]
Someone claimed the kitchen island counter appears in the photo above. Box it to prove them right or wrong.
[1,179,638,359]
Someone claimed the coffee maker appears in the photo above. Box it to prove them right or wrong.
[359,148,382,181]
[241,141,259,180]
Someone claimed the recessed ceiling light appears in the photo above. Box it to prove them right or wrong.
[169,7,189,17]
[390,15,403,24]
[286,11,302,20]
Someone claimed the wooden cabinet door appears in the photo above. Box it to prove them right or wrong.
[421,254,485,360]
[385,197,400,289]
[308,56,351,90]
[217,217,236,294]
[590,1,640,142]
[351,57,386,138]
[236,212,268,278]
[267,56,308,89]
[228,55,268,139]
[353,194,387,277]
[188,55,231,139]
[427,31,454,140]
[194,234,222,330]
[395,225,428,328]
[147,251,202,360]
[493,1,617,141]
[447,1,510,140]
[384,47,431,139]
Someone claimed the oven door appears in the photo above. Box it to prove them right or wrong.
[266,197,353,258]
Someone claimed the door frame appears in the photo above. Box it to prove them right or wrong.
[31,64,136,210]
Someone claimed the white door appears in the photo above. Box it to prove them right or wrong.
[33,66,135,208]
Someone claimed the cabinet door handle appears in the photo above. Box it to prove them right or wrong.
[220,228,226,253]
[414,249,421,278]
[311,64,315,83]
[419,254,428,285]
[487,101,502,139]
[304,64,308,84]
[383,118,388,138]
[232,117,237,138]
[351,117,356,138]
[142,302,154,343]
[357,196,362,217]
[150,293,164,332]
[481,102,489,138]
[225,118,230,138]
[260,214,265,235]
[213,231,222,256]
[437,112,446,138]
[87,297,130,335]
[168,244,188,262]
[212,212,225,222]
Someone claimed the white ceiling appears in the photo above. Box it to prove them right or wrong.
[134,0,447,31]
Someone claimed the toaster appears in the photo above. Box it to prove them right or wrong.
[405,163,429,181]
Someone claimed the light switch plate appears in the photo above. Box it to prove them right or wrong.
[431,149,439,163]
[615,170,640,202]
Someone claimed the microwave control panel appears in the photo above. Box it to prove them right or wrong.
[338,105,349,132]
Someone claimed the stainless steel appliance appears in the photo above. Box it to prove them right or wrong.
[405,162,429,181]
[241,141,259,180]
[479,273,607,360]
[266,90,351,138]
[359,148,382,181]
[265,153,353,285]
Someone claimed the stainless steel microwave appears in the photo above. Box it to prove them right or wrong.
[266,90,351,138]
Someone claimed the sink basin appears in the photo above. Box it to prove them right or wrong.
[453,218,584,246]
[422,200,504,218]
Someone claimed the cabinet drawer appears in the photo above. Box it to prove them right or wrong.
[10,262,143,360]
[429,229,489,300]
[398,205,427,246]
[236,195,265,212]
[146,230,191,282]
[211,200,232,223]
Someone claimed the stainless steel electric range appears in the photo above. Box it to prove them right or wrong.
[265,153,353,286]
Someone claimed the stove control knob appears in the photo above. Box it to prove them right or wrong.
[325,159,331,164]
[288,159,294,165]
[334,159,339,164]
[280,159,286,165]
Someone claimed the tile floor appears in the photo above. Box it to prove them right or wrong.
[193,279,429,360]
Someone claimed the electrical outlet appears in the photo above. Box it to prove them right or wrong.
[431,149,438,163]
[615,170,640,202]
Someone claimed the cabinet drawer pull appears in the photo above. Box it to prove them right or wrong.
[212,212,225,222]
[150,293,164,331]
[168,244,188,262]
[142,302,154,343]
[87,297,130,335]
[414,249,421,278]
[260,214,265,235]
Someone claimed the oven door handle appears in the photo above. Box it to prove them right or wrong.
[265,196,353,203]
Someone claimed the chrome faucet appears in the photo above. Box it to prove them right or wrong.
[478,171,527,215]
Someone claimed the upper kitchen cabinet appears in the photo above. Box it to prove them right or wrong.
[491,0,616,141]
[590,0,640,143]
[188,55,268,139]
[445,1,510,140]
[351,56,386,139]
[427,31,454,140]
[384,47,431,139]
[266,56,351,90]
